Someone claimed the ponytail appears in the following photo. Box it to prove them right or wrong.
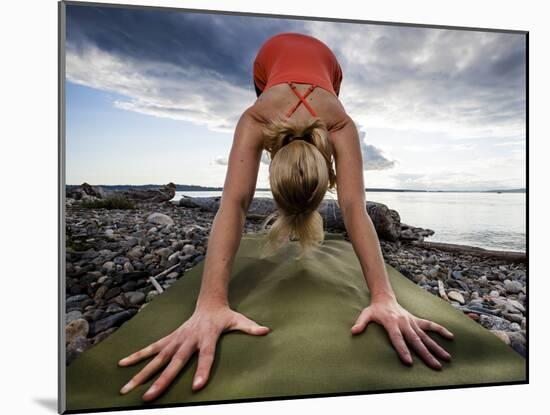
[259,115,337,258]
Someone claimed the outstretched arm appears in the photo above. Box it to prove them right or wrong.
[330,114,454,370]
[117,107,271,401]
[196,108,266,309]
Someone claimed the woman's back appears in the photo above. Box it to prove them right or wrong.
[250,83,348,135]
[251,32,349,134]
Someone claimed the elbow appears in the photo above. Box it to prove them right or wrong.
[237,191,254,215]
[237,195,254,219]
[218,194,251,219]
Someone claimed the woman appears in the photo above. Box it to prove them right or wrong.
[117,32,454,402]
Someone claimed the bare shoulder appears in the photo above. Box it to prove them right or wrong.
[326,107,352,134]
[232,106,269,151]
[242,104,270,128]
[327,112,361,165]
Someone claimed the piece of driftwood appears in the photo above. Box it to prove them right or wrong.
[148,276,164,294]
[118,182,176,203]
[177,196,403,241]
[410,240,526,263]
[152,263,180,280]
[438,279,449,301]
[148,262,182,294]
[67,182,177,204]
[67,182,110,200]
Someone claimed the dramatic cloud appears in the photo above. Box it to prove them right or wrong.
[304,21,526,140]
[66,5,303,132]
[357,127,397,170]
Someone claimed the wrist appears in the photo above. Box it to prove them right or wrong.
[371,290,397,304]
[195,295,229,312]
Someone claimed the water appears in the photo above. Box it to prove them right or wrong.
[173,190,526,252]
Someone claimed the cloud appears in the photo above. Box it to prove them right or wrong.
[213,155,228,165]
[304,21,526,140]
[66,5,304,133]
[357,127,397,170]
[66,40,252,133]
[390,169,509,191]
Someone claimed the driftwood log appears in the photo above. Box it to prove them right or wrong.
[67,182,176,204]
[66,182,110,200]
[179,196,403,241]
[117,183,176,203]
[410,240,526,264]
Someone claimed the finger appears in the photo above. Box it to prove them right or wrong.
[416,318,454,340]
[351,308,373,334]
[411,320,452,361]
[385,325,413,365]
[402,322,442,370]
[118,334,172,367]
[192,341,217,392]
[119,342,177,395]
[228,313,270,336]
[142,341,195,402]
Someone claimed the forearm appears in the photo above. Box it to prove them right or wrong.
[341,204,396,302]
[195,202,247,310]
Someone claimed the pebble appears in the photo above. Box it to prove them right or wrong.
[66,294,89,304]
[66,310,83,324]
[89,310,138,337]
[502,311,523,324]
[490,330,510,345]
[94,285,108,301]
[447,291,465,304]
[124,291,146,305]
[451,270,463,280]
[466,312,480,321]
[147,212,175,226]
[92,327,118,345]
[479,315,512,331]
[504,280,523,294]
[422,255,437,265]
[146,291,159,302]
[182,244,196,255]
[65,319,89,344]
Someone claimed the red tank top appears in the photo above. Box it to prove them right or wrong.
[253,32,343,118]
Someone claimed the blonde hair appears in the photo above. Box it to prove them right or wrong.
[259,115,337,258]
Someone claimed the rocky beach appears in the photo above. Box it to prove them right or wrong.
[63,184,527,365]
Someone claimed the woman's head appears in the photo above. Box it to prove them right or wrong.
[260,116,337,257]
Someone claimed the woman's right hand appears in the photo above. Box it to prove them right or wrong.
[117,304,271,402]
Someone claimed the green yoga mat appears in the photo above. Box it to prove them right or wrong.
[65,232,526,412]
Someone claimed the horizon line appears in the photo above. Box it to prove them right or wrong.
[65,183,526,193]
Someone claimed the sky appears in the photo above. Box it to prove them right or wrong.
[64,4,527,191]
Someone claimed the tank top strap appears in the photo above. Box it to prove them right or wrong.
[285,81,318,118]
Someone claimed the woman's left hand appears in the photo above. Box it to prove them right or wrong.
[351,298,455,370]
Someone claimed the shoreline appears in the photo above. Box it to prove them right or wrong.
[64,199,526,364]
